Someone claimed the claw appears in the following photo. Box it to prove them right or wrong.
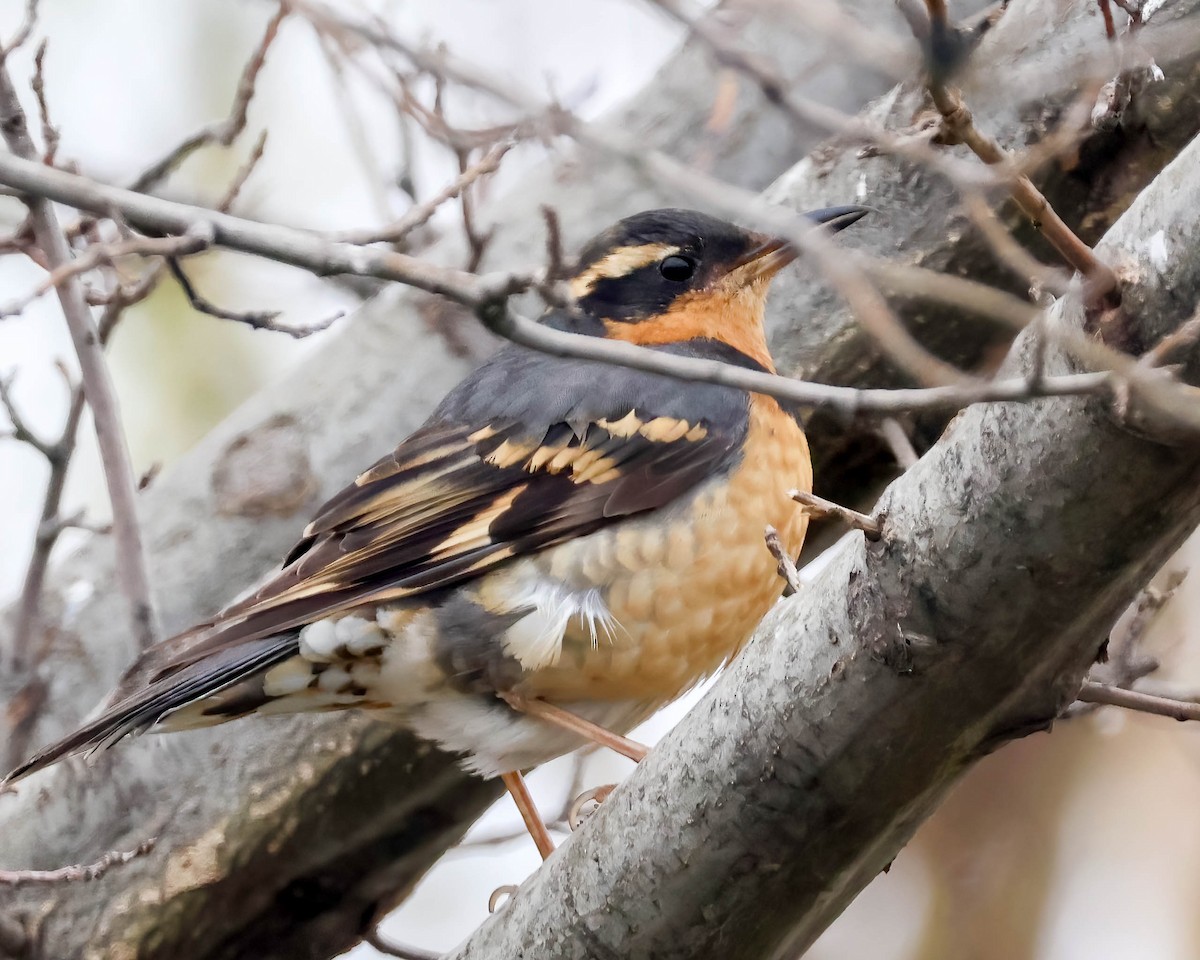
[489,884,518,913]
[568,783,616,830]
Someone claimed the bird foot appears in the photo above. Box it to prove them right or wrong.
[489,884,519,912]
[568,783,617,830]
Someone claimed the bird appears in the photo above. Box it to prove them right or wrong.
[6,205,867,857]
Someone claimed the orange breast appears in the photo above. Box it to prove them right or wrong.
[519,394,811,702]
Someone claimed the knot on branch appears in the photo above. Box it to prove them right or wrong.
[936,101,973,144]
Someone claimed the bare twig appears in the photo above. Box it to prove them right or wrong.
[1,0,38,55]
[0,230,212,319]
[336,137,515,246]
[1098,0,1119,39]
[1112,0,1144,26]
[30,41,57,164]
[4,377,83,673]
[363,929,440,960]
[1065,571,1185,719]
[0,148,1125,418]
[765,525,803,593]
[789,490,883,541]
[0,374,56,457]
[454,146,494,272]
[129,4,285,192]
[541,205,566,282]
[216,128,269,212]
[1076,681,1200,722]
[0,62,157,650]
[166,256,342,338]
[915,0,1119,302]
[0,839,155,887]
[1140,304,1200,368]
[877,417,919,469]
[958,190,1068,296]
[0,147,527,300]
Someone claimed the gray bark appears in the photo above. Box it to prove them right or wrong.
[446,121,1200,960]
[0,5,954,958]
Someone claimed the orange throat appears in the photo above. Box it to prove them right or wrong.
[602,283,775,372]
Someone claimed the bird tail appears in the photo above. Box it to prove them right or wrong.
[4,633,298,784]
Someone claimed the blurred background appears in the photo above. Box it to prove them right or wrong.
[1,2,1199,958]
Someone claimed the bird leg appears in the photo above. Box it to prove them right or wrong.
[498,691,650,763]
[498,694,650,857]
[500,770,556,860]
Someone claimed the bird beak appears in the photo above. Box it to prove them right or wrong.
[731,205,871,284]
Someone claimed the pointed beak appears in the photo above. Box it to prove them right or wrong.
[807,205,872,233]
[731,205,870,284]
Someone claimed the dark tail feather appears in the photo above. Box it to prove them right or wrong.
[4,634,298,784]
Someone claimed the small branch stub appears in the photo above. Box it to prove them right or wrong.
[0,839,156,887]
[790,489,884,541]
[764,524,803,593]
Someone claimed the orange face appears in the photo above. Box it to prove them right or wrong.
[599,237,796,372]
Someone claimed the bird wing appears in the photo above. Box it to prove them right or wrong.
[155,352,749,677]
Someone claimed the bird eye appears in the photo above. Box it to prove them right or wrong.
[659,255,696,282]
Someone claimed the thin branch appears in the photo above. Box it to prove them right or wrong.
[1,0,38,55]
[0,839,155,887]
[1098,0,1119,39]
[958,190,1068,296]
[1076,680,1200,722]
[541,205,566,282]
[0,230,212,319]
[915,0,1119,302]
[8,379,83,674]
[27,142,1188,432]
[1140,304,1200,368]
[0,374,57,457]
[877,417,919,469]
[129,4,286,193]
[0,147,519,303]
[336,137,515,246]
[789,490,883,541]
[0,61,157,650]
[363,929,440,960]
[0,149,1125,417]
[1066,570,1186,719]
[216,128,269,212]
[5,233,178,683]
[30,40,57,164]
[1112,0,1145,26]
[454,145,494,272]
[167,255,342,338]
[765,525,803,593]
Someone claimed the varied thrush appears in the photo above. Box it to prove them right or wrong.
[7,206,867,856]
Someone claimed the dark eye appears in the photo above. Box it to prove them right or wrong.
[659,255,696,282]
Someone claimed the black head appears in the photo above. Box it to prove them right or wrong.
[568,207,867,324]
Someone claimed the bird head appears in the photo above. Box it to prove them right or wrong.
[566,207,867,370]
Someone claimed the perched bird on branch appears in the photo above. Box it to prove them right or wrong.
[6,206,867,856]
